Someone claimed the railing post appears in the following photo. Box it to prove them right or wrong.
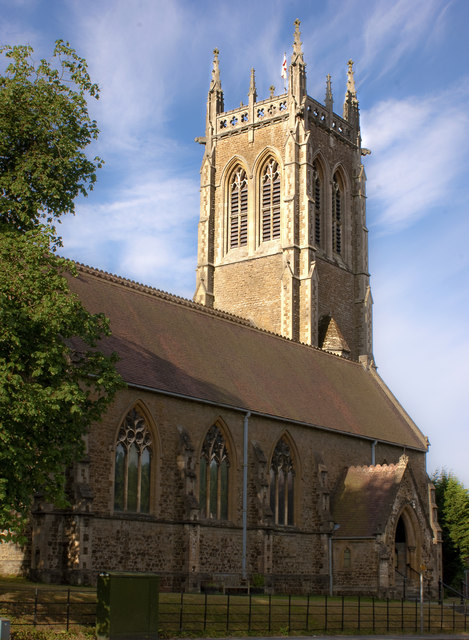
[357,595,361,631]
[341,594,345,631]
[372,596,375,632]
[324,594,328,632]
[386,598,390,632]
[226,593,230,633]
[268,593,272,633]
[288,594,291,632]
[306,593,310,630]
[438,577,442,605]
[203,592,207,631]
[66,588,71,631]
[248,593,252,632]
[33,588,38,627]
[179,591,183,632]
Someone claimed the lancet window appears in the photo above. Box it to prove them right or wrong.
[332,173,343,255]
[229,167,248,248]
[261,158,281,242]
[114,408,152,513]
[344,547,352,569]
[199,424,230,520]
[269,437,295,526]
[312,161,322,246]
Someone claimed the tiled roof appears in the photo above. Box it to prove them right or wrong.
[68,264,427,450]
[332,459,407,537]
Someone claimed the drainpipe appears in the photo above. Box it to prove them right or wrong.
[329,523,340,595]
[242,411,251,581]
[371,440,378,465]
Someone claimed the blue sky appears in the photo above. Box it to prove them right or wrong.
[2,0,468,487]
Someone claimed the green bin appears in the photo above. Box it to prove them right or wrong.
[96,572,160,640]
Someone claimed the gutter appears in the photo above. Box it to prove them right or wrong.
[125,381,427,453]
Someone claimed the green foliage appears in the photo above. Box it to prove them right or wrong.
[432,469,469,587]
[0,40,102,238]
[0,41,122,541]
[0,225,123,540]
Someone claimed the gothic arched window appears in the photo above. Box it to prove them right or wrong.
[199,425,230,520]
[332,172,343,255]
[114,408,152,513]
[229,167,248,248]
[269,437,295,525]
[312,160,322,246]
[261,158,281,242]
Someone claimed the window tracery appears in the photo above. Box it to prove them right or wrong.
[199,424,230,520]
[229,167,248,248]
[261,159,281,242]
[332,173,343,255]
[312,161,322,246]
[269,437,295,525]
[114,408,152,513]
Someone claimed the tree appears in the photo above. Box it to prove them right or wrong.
[432,469,469,588]
[0,40,102,235]
[0,42,122,540]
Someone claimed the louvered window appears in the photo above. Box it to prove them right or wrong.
[269,437,295,526]
[114,408,152,513]
[261,159,281,242]
[230,167,248,248]
[332,174,343,255]
[199,424,230,520]
[313,161,321,246]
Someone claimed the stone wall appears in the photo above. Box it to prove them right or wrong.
[15,387,439,595]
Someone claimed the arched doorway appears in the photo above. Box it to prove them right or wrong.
[394,506,421,585]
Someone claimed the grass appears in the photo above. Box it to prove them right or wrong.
[0,579,467,637]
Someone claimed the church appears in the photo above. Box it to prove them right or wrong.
[2,21,442,597]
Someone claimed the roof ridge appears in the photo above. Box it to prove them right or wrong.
[73,262,359,363]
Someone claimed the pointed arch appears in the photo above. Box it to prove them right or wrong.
[228,164,248,249]
[330,165,349,258]
[198,419,234,520]
[113,402,157,515]
[311,155,326,248]
[393,504,422,580]
[269,432,298,526]
[254,150,282,243]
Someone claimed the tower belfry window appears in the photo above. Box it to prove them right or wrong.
[114,408,152,514]
[199,424,230,520]
[269,437,295,525]
[229,167,248,248]
[332,174,343,255]
[261,159,281,242]
[312,161,322,246]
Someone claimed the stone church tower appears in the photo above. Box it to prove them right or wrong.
[195,20,373,363]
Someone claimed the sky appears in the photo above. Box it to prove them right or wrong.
[1,0,468,487]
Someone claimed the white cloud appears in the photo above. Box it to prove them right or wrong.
[362,93,469,231]
[60,169,199,298]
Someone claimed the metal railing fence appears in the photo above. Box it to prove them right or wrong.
[0,587,467,635]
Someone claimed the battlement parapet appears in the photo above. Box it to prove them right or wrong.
[214,93,356,146]
[215,94,288,136]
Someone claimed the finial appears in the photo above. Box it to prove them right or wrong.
[210,48,221,90]
[293,19,303,56]
[249,67,257,102]
[325,74,333,111]
[346,59,356,96]
[269,85,275,98]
